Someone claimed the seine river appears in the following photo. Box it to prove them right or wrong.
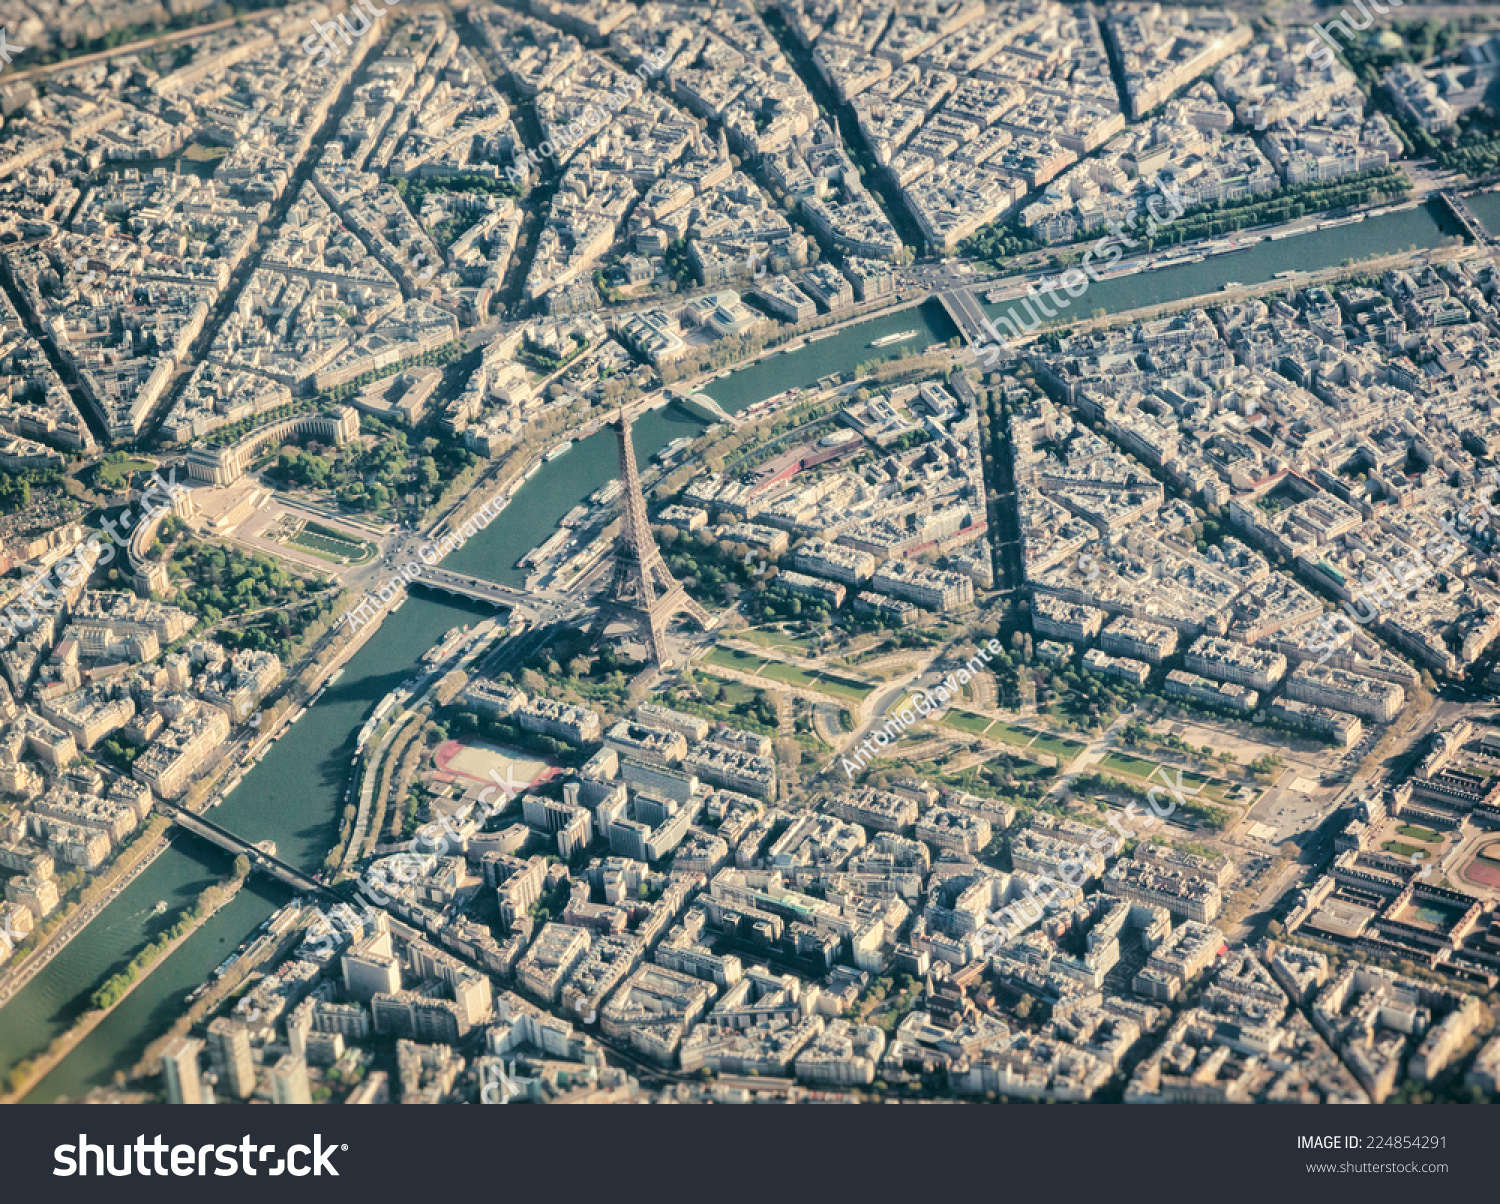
[0,195,1468,1100]
[978,197,1464,330]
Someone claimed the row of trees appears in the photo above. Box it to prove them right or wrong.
[1114,169,1413,250]
[88,871,243,1011]
[0,468,62,515]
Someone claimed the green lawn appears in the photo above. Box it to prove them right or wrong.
[989,724,1040,749]
[759,658,819,691]
[705,646,769,674]
[760,659,873,702]
[286,521,377,565]
[1098,752,1242,805]
[731,628,817,655]
[1028,732,1085,761]
[716,680,762,707]
[943,710,993,735]
[1179,769,1236,804]
[705,645,873,703]
[96,457,154,491]
[1384,841,1424,859]
[1100,752,1159,779]
[1397,824,1442,844]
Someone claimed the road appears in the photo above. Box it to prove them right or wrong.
[0,824,170,1010]
[1045,707,1138,798]
[8,8,297,83]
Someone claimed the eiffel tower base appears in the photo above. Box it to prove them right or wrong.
[587,582,712,669]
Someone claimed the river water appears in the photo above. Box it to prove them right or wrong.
[980,198,1463,329]
[0,196,1475,1100]
[1466,190,1500,240]
[0,404,709,1101]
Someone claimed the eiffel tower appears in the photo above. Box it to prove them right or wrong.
[588,409,713,666]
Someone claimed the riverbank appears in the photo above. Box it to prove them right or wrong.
[3,187,1473,1097]
[0,568,388,1037]
[129,901,311,1085]
[1048,243,1476,342]
[0,816,172,1012]
[1,877,243,1102]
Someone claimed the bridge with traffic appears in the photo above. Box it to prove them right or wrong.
[410,566,579,623]
[159,803,344,905]
[937,287,1004,361]
[1439,191,1497,248]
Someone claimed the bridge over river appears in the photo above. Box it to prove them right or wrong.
[159,803,344,905]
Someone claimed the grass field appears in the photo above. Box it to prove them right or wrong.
[935,710,1086,762]
[96,457,153,491]
[1384,841,1424,860]
[943,710,992,735]
[1397,824,1442,844]
[716,680,763,707]
[706,646,763,672]
[1179,769,1237,804]
[1030,732,1086,760]
[1100,752,1159,778]
[1099,752,1242,805]
[704,645,874,703]
[731,629,817,656]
